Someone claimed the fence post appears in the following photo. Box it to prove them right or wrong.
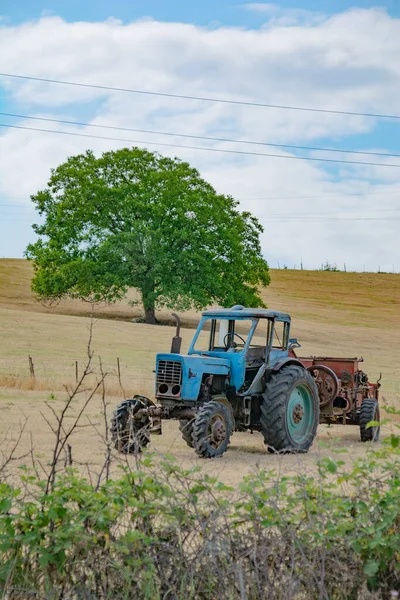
[28,355,35,379]
[117,357,121,386]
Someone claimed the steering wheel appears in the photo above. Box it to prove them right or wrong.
[223,332,246,349]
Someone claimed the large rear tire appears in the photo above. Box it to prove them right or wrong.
[111,398,151,454]
[261,365,319,453]
[359,399,380,442]
[192,400,233,458]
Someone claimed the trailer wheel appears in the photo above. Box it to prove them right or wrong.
[261,365,319,453]
[111,398,151,454]
[179,419,195,448]
[192,400,233,458]
[359,399,380,442]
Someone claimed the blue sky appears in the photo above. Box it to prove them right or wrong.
[0,1,399,269]
[4,0,400,25]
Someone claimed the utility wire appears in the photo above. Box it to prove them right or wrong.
[1,216,399,223]
[263,217,400,222]
[1,111,399,159]
[239,190,400,200]
[2,207,399,216]
[1,72,400,120]
[1,189,400,203]
[2,122,400,169]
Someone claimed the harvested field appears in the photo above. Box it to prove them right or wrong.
[0,259,399,481]
[1,387,398,487]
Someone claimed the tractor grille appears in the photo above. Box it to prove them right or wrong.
[157,360,182,385]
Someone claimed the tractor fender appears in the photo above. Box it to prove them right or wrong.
[272,358,306,372]
[212,394,235,421]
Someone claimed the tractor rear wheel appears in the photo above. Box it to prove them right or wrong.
[359,399,380,442]
[192,400,233,458]
[111,398,151,454]
[261,365,319,453]
[179,419,195,448]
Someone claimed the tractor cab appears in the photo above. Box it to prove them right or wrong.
[154,305,292,403]
[189,305,291,362]
[186,305,292,395]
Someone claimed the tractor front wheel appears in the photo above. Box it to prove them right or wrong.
[192,400,233,458]
[359,399,380,442]
[111,398,151,454]
[179,419,195,448]
[261,365,319,453]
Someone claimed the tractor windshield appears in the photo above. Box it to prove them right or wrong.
[193,318,256,352]
[191,317,289,354]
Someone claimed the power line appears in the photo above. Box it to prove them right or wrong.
[1,206,400,217]
[267,208,400,219]
[265,217,400,222]
[239,190,400,200]
[1,72,400,121]
[0,214,398,224]
[0,199,31,202]
[2,122,400,169]
[1,111,399,159]
[2,189,400,203]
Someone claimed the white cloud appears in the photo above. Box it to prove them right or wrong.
[243,3,326,26]
[243,3,279,14]
[0,9,399,271]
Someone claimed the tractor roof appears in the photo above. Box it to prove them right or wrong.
[202,306,290,321]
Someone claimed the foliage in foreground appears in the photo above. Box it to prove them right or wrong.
[25,147,270,323]
[0,432,399,600]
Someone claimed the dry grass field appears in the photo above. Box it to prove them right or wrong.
[0,258,399,484]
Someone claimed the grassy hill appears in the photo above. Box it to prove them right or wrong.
[0,259,399,403]
[1,258,399,328]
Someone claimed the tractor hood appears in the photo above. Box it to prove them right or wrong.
[155,353,230,402]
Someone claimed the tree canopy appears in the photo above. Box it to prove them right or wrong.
[26,147,270,323]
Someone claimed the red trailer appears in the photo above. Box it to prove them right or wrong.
[290,349,381,441]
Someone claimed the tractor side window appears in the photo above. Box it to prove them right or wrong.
[193,319,255,352]
[193,319,230,352]
[233,320,255,348]
[193,319,211,351]
[250,319,269,347]
[211,319,255,351]
[210,319,232,351]
[272,321,289,349]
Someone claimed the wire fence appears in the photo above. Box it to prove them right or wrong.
[0,354,154,398]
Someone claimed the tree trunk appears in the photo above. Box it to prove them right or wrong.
[144,304,157,325]
[141,282,158,324]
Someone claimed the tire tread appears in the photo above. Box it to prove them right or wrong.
[260,365,319,453]
[110,399,151,454]
[359,398,380,442]
[179,419,195,448]
[192,400,233,459]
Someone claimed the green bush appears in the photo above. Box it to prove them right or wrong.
[0,428,399,600]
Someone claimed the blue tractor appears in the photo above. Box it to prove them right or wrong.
[111,306,320,458]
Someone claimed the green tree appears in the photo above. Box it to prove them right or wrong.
[26,147,270,323]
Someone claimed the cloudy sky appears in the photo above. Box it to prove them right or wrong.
[0,0,399,271]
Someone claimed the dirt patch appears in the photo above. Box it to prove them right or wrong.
[1,388,397,487]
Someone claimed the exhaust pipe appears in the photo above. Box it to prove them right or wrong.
[170,313,182,354]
